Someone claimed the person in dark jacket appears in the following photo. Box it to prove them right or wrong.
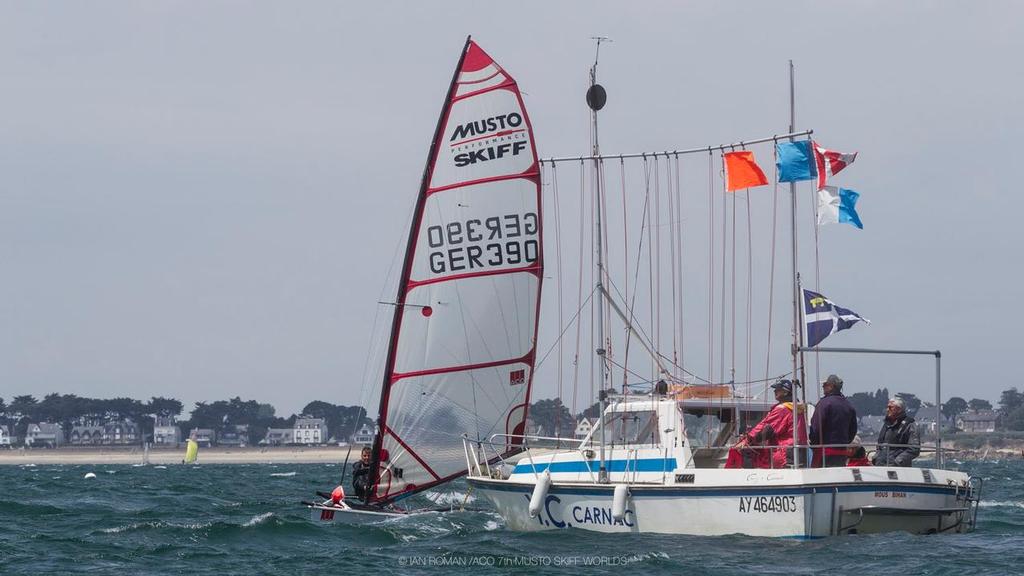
[351,446,372,499]
[873,398,920,466]
[809,374,858,467]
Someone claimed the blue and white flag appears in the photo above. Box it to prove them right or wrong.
[776,140,818,183]
[803,289,870,348]
[817,186,864,229]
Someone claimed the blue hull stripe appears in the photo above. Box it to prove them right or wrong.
[469,478,957,498]
[512,458,677,474]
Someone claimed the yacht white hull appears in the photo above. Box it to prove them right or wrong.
[469,467,978,538]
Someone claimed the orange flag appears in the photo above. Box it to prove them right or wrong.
[724,151,768,192]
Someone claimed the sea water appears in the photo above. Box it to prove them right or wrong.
[1,460,1022,575]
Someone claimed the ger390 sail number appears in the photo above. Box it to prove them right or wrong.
[738,496,797,513]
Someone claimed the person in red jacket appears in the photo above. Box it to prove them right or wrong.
[732,379,808,469]
[846,436,871,466]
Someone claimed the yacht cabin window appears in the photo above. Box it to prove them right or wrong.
[593,410,660,446]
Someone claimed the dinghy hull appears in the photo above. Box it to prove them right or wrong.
[308,502,409,524]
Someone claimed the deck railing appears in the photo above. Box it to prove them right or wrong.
[463,434,966,480]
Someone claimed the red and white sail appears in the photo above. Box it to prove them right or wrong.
[371,38,542,503]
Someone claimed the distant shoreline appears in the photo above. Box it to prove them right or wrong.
[4,442,1021,466]
[0,446,354,465]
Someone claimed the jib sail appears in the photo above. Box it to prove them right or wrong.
[370,38,542,503]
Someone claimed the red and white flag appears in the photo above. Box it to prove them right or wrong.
[814,142,858,188]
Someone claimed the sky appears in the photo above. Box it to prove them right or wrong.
[1,1,1022,418]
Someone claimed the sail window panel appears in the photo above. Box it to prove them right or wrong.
[381,363,531,498]
[454,71,507,98]
[430,87,535,190]
[394,272,538,374]
[411,178,540,283]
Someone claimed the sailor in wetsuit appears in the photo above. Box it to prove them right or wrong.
[351,446,372,500]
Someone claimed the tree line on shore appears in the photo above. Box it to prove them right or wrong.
[0,394,371,446]
[4,385,1021,448]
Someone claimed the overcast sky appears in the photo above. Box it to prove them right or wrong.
[2,1,1021,418]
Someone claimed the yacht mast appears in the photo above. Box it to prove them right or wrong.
[588,37,610,483]
[788,60,806,468]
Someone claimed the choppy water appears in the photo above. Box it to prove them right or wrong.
[2,460,1022,575]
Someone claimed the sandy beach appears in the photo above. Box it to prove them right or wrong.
[0,446,355,465]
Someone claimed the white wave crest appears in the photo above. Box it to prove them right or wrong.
[269,472,297,477]
[423,490,476,505]
[244,512,275,527]
[101,520,214,533]
[978,500,1024,509]
[102,522,146,534]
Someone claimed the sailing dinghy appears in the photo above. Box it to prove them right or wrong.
[309,36,542,523]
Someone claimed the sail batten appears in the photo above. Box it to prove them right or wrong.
[370,38,542,504]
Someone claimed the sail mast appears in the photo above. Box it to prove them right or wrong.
[588,37,610,483]
[368,36,473,501]
[788,59,807,468]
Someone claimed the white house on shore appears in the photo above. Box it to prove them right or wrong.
[260,428,293,446]
[293,417,327,445]
[189,428,217,447]
[26,422,64,447]
[219,424,249,447]
[0,425,11,447]
[103,419,140,445]
[351,423,375,445]
[153,416,182,447]
[574,418,595,439]
[69,422,105,445]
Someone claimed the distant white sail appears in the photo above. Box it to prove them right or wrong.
[370,38,542,503]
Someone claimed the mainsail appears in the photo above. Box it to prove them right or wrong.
[370,38,542,503]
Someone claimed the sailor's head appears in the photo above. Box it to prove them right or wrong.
[822,374,843,393]
[771,379,794,402]
[887,397,906,418]
[847,435,862,457]
[361,446,372,462]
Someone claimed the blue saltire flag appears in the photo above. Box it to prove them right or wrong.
[803,289,870,348]
[776,140,818,183]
